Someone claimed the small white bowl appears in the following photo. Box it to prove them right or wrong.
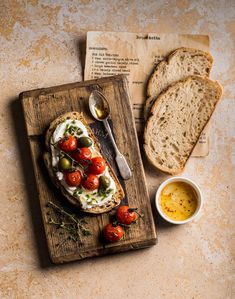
[155,177,203,225]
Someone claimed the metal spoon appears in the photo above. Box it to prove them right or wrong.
[89,90,132,180]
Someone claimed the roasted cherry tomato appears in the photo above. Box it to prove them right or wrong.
[65,170,82,187]
[59,136,78,152]
[82,174,99,190]
[71,147,92,166]
[88,157,106,175]
[58,157,71,170]
[116,206,138,225]
[103,223,124,243]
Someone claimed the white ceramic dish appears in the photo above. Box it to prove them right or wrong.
[155,177,203,224]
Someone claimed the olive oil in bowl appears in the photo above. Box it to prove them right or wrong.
[160,182,197,221]
[155,177,202,224]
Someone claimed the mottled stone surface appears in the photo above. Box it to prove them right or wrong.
[0,1,234,298]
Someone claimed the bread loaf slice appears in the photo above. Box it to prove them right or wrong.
[144,47,213,119]
[144,76,222,175]
[44,111,124,214]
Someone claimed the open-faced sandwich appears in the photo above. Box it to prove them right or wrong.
[43,112,124,214]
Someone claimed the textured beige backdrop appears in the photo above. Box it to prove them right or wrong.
[0,1,234,299]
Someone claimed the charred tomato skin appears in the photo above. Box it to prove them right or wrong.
[103,223,124,243]
[64,170,82,187]
[116,205,138,225]
[71,147,92,167]
[82,174,99,190]
[88,157,106,175]
[59,136,78,152]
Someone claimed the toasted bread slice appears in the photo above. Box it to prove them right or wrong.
[44,111,124,214]
[144,47,213,119]
[144,76,222,175]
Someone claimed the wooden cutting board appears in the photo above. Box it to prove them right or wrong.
[20,75,157,264]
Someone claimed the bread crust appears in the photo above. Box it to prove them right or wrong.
[44,111,124,214]
[144,75,223,175]
[144,47,213,119]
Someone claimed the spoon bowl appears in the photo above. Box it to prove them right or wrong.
[89,90,110,121]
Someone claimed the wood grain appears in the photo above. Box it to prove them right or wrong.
[20,75,157,264]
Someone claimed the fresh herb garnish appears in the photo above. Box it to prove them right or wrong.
[47,201,91,244]
[98,188,113,198]
[63,123,83,137]
[73,187,83,197]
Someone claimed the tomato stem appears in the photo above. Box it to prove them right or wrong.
[136,211,144,219]
[47,201,91,243]
[51,143,86,171]
[112,221,118,227]
[128,208,138,213]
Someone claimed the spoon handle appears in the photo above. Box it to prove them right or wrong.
[103,119,132,180]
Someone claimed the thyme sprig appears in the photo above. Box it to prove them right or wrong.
[128,208,145,221]
[112,207,144,228]
[47,201,91,244]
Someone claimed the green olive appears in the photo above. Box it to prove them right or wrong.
[58,157,71,170]
[78,136,92,147]
[99,175,110,189]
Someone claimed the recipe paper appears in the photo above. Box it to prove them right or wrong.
[84,31,210,157]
